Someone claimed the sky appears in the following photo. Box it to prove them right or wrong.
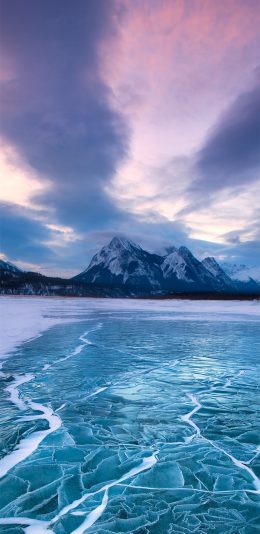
[0,0,260,276]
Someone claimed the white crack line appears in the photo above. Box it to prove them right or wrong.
[181,371,260,493]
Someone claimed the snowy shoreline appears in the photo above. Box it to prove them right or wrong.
[0,297,81,360]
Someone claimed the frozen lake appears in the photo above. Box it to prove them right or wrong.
[0,297,259,533]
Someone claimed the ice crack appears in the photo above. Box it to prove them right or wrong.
[181,371,260,493]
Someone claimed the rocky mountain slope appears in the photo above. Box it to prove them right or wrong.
[74,237,259,295]
[73,236,163,291]
[1,238,259,297]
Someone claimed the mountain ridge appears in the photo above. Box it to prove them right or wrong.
[73,236,164,291]
[1,237,259,297]
[73,236,259,295]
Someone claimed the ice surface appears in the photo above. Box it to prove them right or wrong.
[0,297,259,533]
[0,297,259,361]
[0,396,61,479]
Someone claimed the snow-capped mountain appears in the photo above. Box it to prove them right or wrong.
[74,237,249,294]
[162,247,231,291]
[222,263,260,284]
[73,236,163,291]
[1,240,259,296]
[0,259,22,279]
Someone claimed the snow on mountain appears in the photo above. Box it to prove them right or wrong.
[202,257,234,289]
[74,236,163,291]
[0,260,22,279]
[86,237,141,275]
[75,238,241,293]
[1,241,259,296]
[202,257,223,277]
[222,263,260,284]
[162,247,225,291]
[162,249,193,282]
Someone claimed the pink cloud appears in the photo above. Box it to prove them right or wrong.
[99,0,260,244]
[100,0,260,128]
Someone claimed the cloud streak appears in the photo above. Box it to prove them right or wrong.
[0,0,129,231]
[194,80,260,194]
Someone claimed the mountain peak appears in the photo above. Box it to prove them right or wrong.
[202,257,235,288]
[204,256,217,264]
[72,237,259,295]
[178,246,193,257]
[164,245,177,256]
[74,235,162,290]
[108,236,141,252]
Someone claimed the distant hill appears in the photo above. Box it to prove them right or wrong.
[222,263,260,285]
[0,259,23,279]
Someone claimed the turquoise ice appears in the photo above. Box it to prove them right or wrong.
[0,298,259,533]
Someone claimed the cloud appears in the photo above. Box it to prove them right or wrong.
[0,0,130,231]
[0,202,92,276]
[0,203,53,263]
[193,80,260,195]
[1,0,260,271]
[102,0,260,161]
[0,139,47,208]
